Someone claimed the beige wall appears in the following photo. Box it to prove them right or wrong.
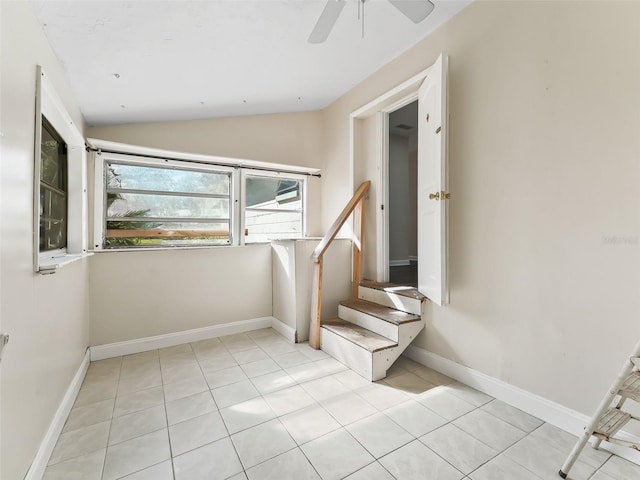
[4,4,640,476]
[88,111,323,169]
[89,112,324,237]
[321,0,640,416]
[0,2,90,479]
[87,111,325,348]
[272,239,352,341]
[89,246,272,345]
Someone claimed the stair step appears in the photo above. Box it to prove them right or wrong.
[322,319,397,353]
[340,299,421,325]
[360,280,427,301]
[595,407,632,437]
[358,281,425,315]
[619,372,640,402]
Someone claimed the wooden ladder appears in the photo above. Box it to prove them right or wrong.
[559,338,640,478]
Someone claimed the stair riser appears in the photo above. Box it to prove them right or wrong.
[338,305,398,342]
[397,320,425,350]
[320,328,397,381]
[358,286,422,316]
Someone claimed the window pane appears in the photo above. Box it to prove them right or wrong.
[246,177,301,209]
[245,210,302,243]
[103,161,232,249]
[41,121,66,189]
[39,117,67,252]
[105,221,229,248]
[41,188,66,221]
[107,163,229,195]
[107,193,229,220]
[40,218,66,251]
[245,175,303,243]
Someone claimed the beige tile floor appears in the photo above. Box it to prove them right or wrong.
[44,328,640,480]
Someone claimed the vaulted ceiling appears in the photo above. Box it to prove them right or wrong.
[34,0,470,126]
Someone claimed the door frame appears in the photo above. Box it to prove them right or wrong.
[349,66,433,282]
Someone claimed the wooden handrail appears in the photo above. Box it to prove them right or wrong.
[309,180,371,349]
[311,181,371,262]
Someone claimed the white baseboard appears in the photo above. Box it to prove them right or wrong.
[389,259,411,267]
[404,345,640,465]
[25,350,90,480]
[90,317,274,361]
[271,317,297,343]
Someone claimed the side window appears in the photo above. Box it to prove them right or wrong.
[39,117,68,252]
[103,161,232,248]
[34,66,87,274]
[244,174,304,243]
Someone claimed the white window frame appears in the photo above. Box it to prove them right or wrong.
[93,152,236,249]
[240,169,307,245]
[34,66,89,274]
[92,149,312,250]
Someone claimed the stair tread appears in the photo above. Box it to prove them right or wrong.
[619,371,640,402]
[340,298,421,325]
[595,407,632,437]
[360,280,427,302]
[322,319,397,353]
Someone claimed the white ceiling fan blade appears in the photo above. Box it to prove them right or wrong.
[388,0,435,24]
[308,0,346,44]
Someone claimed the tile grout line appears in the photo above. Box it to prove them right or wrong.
[193,336,248,479]
[58,330,602,480]
[159,346,178,480]
[212,334,356,477]
[101,356,124,480]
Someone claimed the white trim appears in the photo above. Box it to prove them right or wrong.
[241,169,308,245]
[408,255,418,262]
[389,259,411,267]
[35,66,88,273]
[89,317,274,361]
[404,345,640,465]
[37,252,93,275]
[377,111,389,283]
[87,138,321,176]
[349,64,432,282]
[24,350,91,480]
[91,150,104,250]
[351,66,433,118]
[232,165,242,246]
[270,317,297,343]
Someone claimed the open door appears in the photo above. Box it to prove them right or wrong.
[417,54,449,305]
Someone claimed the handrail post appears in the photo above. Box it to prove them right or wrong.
[352,198,364,299]
[309,258,323,349]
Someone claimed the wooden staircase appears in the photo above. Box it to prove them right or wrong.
[308,180,427,381]
[320,281,426,381]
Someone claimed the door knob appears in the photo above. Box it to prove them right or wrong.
[429,192,440,200]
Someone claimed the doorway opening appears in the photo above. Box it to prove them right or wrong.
[388,101,418,286]
[349,53,448,304]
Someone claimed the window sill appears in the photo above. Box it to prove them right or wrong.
[38,252,93,275]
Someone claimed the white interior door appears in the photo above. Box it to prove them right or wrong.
[417,54,449,305]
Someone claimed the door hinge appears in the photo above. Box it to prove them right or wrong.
[381,204,384,211]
